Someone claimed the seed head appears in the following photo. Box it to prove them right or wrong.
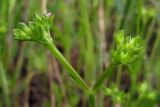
[112,30,143,64]
[14,13,54,45]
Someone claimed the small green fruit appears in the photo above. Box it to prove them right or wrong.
[14,13,54,45]
[112,30,143,64]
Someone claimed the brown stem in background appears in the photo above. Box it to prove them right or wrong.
[21,1,29,107]
[23,72,35,107]
[12,0,29,106]
[97,1,106,107]
[115,104,122,107]
[41,0,47,13]
[48,52,69,107]
[15,44,25,72]
[23,83,30,107]
[98,0,108,68]
[6,0,16,68]
[13,0,28,85]
[48,52,56,107]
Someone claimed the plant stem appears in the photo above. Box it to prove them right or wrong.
[116,64,123,86]
[144,18,156,47]
[47,41,90,92]
[93,63,117,91]
[149,30,160,68]
[0,60,11,107]
[119,0,133,29]
[136,0,142,34]
[79,0,95,86]
[13,42,25,87]
[89,92,95,107]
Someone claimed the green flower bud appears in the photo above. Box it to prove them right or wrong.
[112,30,143,64]
[104,85,125,104]
[14,13,54,45]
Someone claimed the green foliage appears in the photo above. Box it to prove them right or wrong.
[104,85,125,104]
[13,13,89,92]
[112,30,143,64]
[0,0,160,107]
[13,13,145,107]
[14,14,54,45]
[137,82,159,107]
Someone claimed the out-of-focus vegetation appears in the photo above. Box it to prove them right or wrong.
[0,0,160,107]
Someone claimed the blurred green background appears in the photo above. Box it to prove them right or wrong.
[0,0,160,107]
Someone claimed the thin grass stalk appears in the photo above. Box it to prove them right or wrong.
[79,0,95,86]
[149,30,160,69]
[13,0,29,90]
[0,60,11,107]
[119,0,133,29]
[136,0,143,34]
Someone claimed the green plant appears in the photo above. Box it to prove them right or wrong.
[112,30,143,64]
[14,13,89,92]
[14,13,143,107]
[104,84,125,104]
[93,30,143,91]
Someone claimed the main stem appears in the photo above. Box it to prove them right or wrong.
[46,41,90,92]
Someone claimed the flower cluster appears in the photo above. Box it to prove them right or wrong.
[14,13,54,45]
[105,85,125,104]
[112,30,143,64]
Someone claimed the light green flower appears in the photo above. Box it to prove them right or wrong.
[14,13,54,45]
[112,30,143,64]
[104,85,125,104]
